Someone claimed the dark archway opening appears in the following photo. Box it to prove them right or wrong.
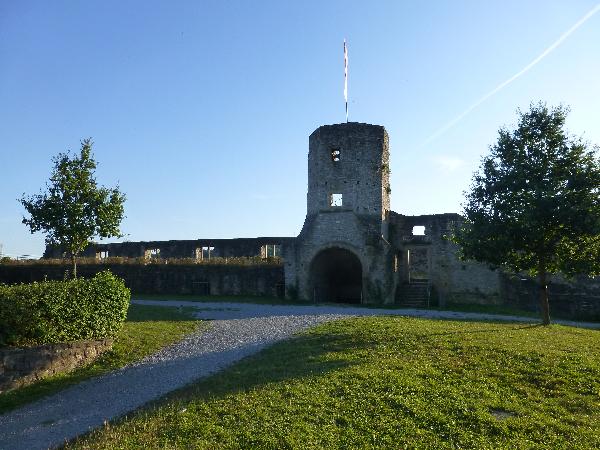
[310,247,362,303]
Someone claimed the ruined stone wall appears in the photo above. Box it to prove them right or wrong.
[44,237,295,260]
[0,263,285,297]
[500,273,600,320]
[389,212,502,305]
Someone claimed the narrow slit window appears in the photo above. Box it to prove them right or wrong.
[331,148,341,162]
[330,193,343,207]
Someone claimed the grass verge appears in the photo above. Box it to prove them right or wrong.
[68,316,600,449]
[131,293,306,305]
[132,294,598,323]
[0,304,203,414]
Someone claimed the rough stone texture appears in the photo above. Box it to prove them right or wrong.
[500,272,600,320]
[388,212,503,306]
[0,264,285,297]
[0,264,284,297]
[0,339,113,393]
[287,123,394,304]
[306,123,390,220]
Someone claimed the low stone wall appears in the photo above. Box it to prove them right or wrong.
[0,339,113,393]
[500,273,600,320]
[0,263,285,297]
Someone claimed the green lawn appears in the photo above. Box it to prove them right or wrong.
[68,316,600,449]
[0,304,203,414]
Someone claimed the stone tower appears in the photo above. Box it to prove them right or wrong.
[307,123,391,220]
[284,122,395,304]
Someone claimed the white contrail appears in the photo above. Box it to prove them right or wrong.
[422,3,600,146]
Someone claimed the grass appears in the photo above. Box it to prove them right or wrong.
[68,316,600,449]
[0,304,203,414]
[133,294,598,323]
[433,302,540,318]
[132,294,541,317]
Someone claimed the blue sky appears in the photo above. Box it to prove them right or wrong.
[1,1,599,257]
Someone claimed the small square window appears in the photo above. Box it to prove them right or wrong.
[330,193,343,207]
[412,226,426,236]
[331,148,340,162]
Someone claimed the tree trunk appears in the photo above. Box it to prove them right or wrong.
[538,266,551,325]
[71,254,77,279]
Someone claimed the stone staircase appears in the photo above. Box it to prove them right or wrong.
[396,279,430,308]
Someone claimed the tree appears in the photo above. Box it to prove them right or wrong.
[20,139,126,277]
[453,103,600,325]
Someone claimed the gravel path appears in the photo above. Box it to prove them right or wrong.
[0,301,597,450]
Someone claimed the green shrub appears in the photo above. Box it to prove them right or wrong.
[0,271,130,347]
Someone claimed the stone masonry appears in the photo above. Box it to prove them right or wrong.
[0,339,113,393]
[38,121,565,307]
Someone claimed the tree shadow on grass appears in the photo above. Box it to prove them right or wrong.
[420,323,544,338]
[139,328,373,413]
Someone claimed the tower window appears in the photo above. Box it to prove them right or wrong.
[412,226,426,236]
[331,148,341,162]
[330,193,343,207]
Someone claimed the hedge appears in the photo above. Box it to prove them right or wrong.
[0,271,130,347]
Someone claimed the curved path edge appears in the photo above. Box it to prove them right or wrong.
[0,300,597,450]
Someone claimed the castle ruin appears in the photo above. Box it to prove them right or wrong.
[43,122,506,306]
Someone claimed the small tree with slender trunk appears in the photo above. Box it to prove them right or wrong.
[20,139,126,277]
[453,103,600,325]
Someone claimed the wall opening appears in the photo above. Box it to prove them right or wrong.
[331,148,340,162]
[407,247,429,281]
[96,250,109,260]
[145,248,161,259]
[329,193,343,207]
[261,244,281,258]
[309,247,362,303]
[412,225,426,236]
[196,246,215,260]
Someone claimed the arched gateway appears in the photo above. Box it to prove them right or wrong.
[309,247,362,303]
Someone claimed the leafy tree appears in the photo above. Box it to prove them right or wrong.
[20,139,126,277]
[453,103,600,325]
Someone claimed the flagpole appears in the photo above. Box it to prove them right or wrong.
[344,39,348,123]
